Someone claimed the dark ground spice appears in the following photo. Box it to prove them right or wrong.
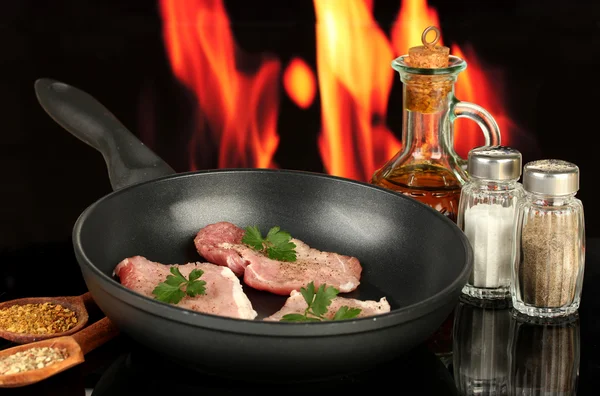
[519,210,579,307]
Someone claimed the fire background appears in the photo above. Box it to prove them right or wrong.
[1,0,599,257]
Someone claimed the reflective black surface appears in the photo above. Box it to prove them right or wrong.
[1,238,598,395]
[1,1,599,393]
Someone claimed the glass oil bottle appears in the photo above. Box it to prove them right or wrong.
[371,27,501,222]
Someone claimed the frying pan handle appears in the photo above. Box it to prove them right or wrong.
[34,78,176,191]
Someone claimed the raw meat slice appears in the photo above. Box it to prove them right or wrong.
[194,222,248,276]
[194,222,362,296]
[263,290,391,321]
[243,238,362,295]
[114,255,257,320]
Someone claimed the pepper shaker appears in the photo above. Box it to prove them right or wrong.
[508,315,580,395]
[457,146,525,300]
[511,159,585,318]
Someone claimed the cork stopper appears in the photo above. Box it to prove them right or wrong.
[406,26,449,69]
[402,26,453,113]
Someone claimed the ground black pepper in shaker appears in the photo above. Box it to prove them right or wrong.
[510,159,585,318]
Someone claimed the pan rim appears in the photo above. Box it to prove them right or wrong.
[73,168,473,337]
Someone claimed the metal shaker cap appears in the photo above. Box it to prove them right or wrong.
[523,159,579,195]
[467,145,522,180]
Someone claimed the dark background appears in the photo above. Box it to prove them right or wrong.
[0,2,598,393]
[1,0,599,254]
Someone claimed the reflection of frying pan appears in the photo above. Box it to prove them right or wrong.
[92,341,458,392]
[34,78,473,381]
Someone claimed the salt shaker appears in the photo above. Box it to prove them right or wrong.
[453,298,511,395]
[457,146,524,300]
[511,159,585,318]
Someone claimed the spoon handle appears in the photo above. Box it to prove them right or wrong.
[80,292,94,306]
[71,317,119,355]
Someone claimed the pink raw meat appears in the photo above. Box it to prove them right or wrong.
[114,255,257,320]
[194,222,362,296]
[264,290,390,321]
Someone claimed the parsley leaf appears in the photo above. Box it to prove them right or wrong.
[280,313,320,323]
[280,281,362,322]
[151,282,186,304]
[242,225,297,262]
[266,226,290,246]
[333,306,362,321]
[164,267,187,286]
[300,281,316,306]
[311,284,338,316]
[241,226,264,251]
[188,268,203,282]
[185,270,206,297]
[152,266,207,304]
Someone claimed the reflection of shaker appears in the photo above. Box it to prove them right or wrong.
[453,298,511,395]
[508,314,580,395]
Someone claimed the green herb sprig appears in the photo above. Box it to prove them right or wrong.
[152,267,206,304]
[280,282,362,322]
[242,225,297,262]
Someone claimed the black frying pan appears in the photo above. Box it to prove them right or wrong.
[34,78,473,382]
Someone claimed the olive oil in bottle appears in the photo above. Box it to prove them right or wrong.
[373,27,500,223]
[371,164,462,222]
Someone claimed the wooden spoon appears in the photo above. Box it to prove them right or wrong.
[0,292,93,344]
[0,316,118,388]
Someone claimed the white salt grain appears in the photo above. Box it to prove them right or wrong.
[464,204,516,288]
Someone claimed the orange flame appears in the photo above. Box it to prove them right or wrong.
[283,57,316,109]
[313,0,401,181]
[452,44,513,158]
[391,0,442,55]
[312,0,513,179]
[390,0,512,163]
[160,0,280,170]
[160,0,515,179]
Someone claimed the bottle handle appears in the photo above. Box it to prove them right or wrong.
[450,99,501,168]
